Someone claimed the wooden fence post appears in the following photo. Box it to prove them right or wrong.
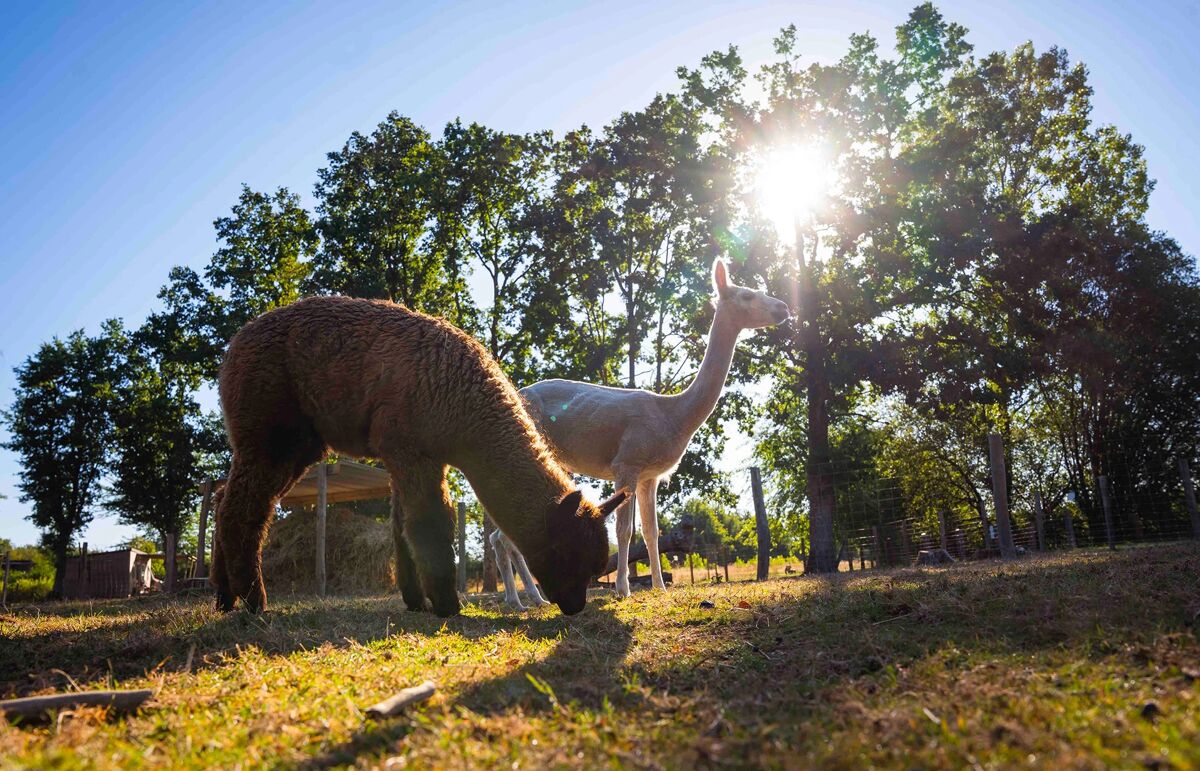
[457,501,467,593]
[987,433,1017,558]
[1179,459,1200,540]
[938,510,949,551]
[482,515,498,593]
[195,480,213,579]
[1033,492,1046,551]
[165,534,176,594]
[872,526,883,568]
[723,546,730,583]
[1098,475,1115,550]
[316,461,328,597]
[1,552,10,607]
[750,467,772,581]
[1064,508,1077,549]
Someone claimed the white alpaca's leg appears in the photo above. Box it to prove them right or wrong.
[637,478,667,590]
[490,529,525,610]
[613,475,637,598]
[512,548,550,607]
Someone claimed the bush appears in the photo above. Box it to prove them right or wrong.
[2,546,55,603]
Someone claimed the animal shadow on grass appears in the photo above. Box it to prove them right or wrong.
[300,597,636,769]
[0,592,557,697]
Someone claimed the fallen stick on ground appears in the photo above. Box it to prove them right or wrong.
[365,681,436,719]
[0,689,153,720]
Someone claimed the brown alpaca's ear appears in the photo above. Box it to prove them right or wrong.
[597,489,629,518]
[557,490,583,515]
[712,259,729,295]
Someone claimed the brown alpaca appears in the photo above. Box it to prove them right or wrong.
[211,296,627,616]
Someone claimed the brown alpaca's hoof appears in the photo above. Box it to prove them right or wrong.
[431,596,461,618]
[216,590,236,612]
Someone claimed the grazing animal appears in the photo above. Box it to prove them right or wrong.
[493,259,790,601]
[211,296,627,617]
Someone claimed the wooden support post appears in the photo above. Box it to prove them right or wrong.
[1099,475,1115,549]
[1064,507,1077,549]
[195,480,213,579]
[723,546,730,582]
[750,467,771,581]
[2,551,10,607]
[482,515,498,593]
[1033,492,1046,551]
[456,501,467,593]
[987,433,1017,558]
[316,462,328,597]
[164,534,176,594]
[1179,459,1200,540]
[688,552,694,584]
[938,510,949,551]
[844,541,853,572]
[859,542,866,570]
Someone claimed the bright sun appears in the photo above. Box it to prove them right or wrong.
[753,143,833,242]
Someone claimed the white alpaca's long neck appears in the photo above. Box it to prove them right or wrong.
[672,309,741,437]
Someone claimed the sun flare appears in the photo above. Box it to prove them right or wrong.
[753,143,833,242]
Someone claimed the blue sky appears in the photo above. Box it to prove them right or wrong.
[2,0,1197,549]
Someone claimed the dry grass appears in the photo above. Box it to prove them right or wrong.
[1,544,1198,769]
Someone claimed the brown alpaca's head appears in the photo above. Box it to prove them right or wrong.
[531,488,628,615]
[712,258,791,329]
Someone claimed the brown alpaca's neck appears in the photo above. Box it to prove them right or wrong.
[453,417,572,555]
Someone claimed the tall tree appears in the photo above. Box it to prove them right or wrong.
[2,325,122,596]
[310,112,468,321]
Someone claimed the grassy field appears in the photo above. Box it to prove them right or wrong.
[2,545,1198,769]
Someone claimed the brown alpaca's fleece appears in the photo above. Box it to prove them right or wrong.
[211,296,617,616]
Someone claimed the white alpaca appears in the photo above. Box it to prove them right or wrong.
[489,527,550,609]
[493,259,790,603]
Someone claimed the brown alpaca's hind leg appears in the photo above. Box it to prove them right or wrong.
[216,448,320,612]
[388,459,460,617]
[390,486,428,612]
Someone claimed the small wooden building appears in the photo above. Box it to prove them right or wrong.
[62,548,156,600]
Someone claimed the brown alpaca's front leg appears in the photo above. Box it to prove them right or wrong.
[390,461,460,617]
[390,486,429,612]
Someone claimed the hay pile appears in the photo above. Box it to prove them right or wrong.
[261,508,395,594]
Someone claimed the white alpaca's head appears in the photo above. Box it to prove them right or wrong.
[711,259,791,330]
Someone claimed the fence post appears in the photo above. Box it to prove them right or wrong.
[1179,459,1200,540]
[165,534,176,594]
[938,510,949,551]
[1098,475,1115,550]
[1033,492,1046,551]
[2,552,10,607]
[750,467,771,581]
[872,526,883,568]
[723,546,730,583]
[844,541,853,572]
[1063,508,1077,549]
[688,552,694,584]
[456,501,467,593]
[195,480,213,580]
[316,461,328,597]
[987,433,1017,558]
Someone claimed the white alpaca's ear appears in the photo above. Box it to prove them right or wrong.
[597,488,630,518]
[712,259,728,294]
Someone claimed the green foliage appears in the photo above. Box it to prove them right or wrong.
[1,325,122,596]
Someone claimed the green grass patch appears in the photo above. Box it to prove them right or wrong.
[2,544,1198,768]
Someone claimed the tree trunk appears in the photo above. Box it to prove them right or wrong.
[627,290,637,389]
[797,226,837,573]
[51,540,69,600]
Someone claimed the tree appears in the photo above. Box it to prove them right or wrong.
[310,112,468,320]
[105,324,222,547]
[1,326,121,597]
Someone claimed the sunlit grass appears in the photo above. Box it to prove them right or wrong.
[2,544,1198,768]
